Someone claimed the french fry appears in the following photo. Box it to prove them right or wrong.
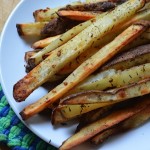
[15,0,144,102]
[57,10,98,21]
[59,1,116,11]
[32,35,61,49]
[66,63,150,95]
[61,78,150,105]
[91,96,150,144]
[40,18,82,37]
[16,22,48,36]
[33,1,82,22]
[102,43,150,71]
[52,78,150,124]
[33,8,59,22]
[19,20,149,120]
[27,12,107,68]
[59,97,150,150]
[60,30,150,75]
[28,7,150,69]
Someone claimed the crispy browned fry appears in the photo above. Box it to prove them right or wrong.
[52,78,150,124]
[91,95,150,144]
[33,1,82,22]
[14,0,144,103]
[16,22,48,36]
[59,31,150,75]
[41,18,82,37]
[102,44,150,71]
[32,35,61,49]
[19,20,149,120]
[57,10,98,21]
[59,96,150,150]
[33,7,59,22]
[59,1,116,11]
[61,78,150,105]
[24,51,38,63]
[28,6,150,70]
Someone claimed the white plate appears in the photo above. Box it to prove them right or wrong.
[0,0,150,149]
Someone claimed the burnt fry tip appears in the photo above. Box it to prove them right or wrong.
[16,24,24,36]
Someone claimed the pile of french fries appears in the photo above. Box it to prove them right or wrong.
[13,0,150,149]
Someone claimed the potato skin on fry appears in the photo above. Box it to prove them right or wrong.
[102,44,150,71]
[91,95,150,144]
[14,0,145,102]
[59,97,150,150]
[61,78,150,105]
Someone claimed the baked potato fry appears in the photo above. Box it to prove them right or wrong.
[91,96,150,144]
[51,103,113,124]
[59,1,116,11]
[102,44,150,71]
[16,22,48,36]
[62,29,150,75]
[61,78,150,105]
[32,35,61,49]
[33,8,59,22]
[57,10,98,21]
[33,1,82,22]
[66,63,150,95]
[28,6,150,68]
[27,12,107,68]
[59,97,150,150]
[52,78,150,124]
[14,0,144,103]
[19,20,149,120]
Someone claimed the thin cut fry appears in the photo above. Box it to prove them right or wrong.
[19,20,149,120]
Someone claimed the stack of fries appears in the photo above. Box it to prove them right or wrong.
[13,0,150,149]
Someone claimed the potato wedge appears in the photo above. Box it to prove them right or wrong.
[16,22,48,36]
[102,44,150,71]
[59,97,150,150]
[14,0,144,103]
[52,79,150,124]
[91,96,150,144]
[61,78,150,105]
[66,63,150,95]
[19,20,149,120]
